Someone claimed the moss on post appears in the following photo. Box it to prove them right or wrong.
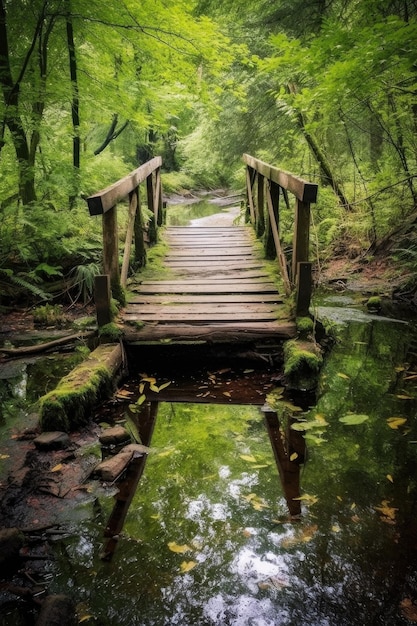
[39,344,123,432]
[284,338,323,391]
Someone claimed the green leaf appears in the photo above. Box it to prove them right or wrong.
[339,414,369,425]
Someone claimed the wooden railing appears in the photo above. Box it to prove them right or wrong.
[243,154,318,316]
[86,156,164,325]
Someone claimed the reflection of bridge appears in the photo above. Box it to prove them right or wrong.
[86,154,318,346]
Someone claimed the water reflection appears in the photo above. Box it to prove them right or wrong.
[46,305,417,624]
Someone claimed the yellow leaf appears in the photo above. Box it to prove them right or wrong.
[180,560,197,573]
[149,384,159,392]
[252,464,269,469]
[337,372,350,379]
[290,452,298,462]
[222,391,231,397]
[137,394,146,405]
[396,394,413,400]
[51,464,63,472]
[0,454,10,460]
[141,377,156,384]
[336,495,343,502]
[240,454,257,463]
[116,389,133,398]
[332,524,341,533]
[375,500,398,520]
[79,616,93,623]
[168,542,191,554]
[387,474,394,483]
[293,493,318,505]
[350,502,356,510]
[139,383,145,394]
[386,417,407,429]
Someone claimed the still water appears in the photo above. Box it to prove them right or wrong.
[42,294,416,625]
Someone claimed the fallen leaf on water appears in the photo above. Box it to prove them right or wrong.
[396,394,413,400]
[339,414,369,425]
[387,474,394,483]
[240,454,257,463]
[386,417,407,429]
[158,381,171,391]
[116,389,132,398]
[293,493,318,506]
[157,448,175,458]
[400,598,417,622]
[337,372,350,380]
[51,463,63,473]
[180,560,197,573]
[223,391,231,398]
[168,542,191,554]
[374,500,398,521]
[141,377,156,384]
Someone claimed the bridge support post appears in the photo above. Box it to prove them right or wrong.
[295,262,312,316]
[102,206,124,304]
[95,274,112,327]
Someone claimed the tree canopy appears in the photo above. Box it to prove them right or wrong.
[1,0,417,304]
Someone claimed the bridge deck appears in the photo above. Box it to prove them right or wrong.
[121,226,297,344]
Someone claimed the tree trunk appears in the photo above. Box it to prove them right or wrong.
[65,0,80,208]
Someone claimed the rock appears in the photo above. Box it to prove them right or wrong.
[99,425,131,446]
[0,527,25,572]
[36,594,77,626]
[33,432,71,451]
[94,443,150,482]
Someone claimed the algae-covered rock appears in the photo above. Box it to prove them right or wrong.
[284,338,323,390]
[39,344,123,432]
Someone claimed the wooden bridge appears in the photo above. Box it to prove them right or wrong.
[86,155,318,346]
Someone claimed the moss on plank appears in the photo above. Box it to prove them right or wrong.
[39,344,123,432]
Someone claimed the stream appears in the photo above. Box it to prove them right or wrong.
[0,197,416,625]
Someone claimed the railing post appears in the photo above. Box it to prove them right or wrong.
[147,173,157,244]
[245,166,256,225]
[264,181,279,260]
[134,186,146,267]
[102,205,124,304]
[156,166,164,226]
[95,274,112,327]
[292,199,311,284]
[295,262,312,316]
[256,173,265,238]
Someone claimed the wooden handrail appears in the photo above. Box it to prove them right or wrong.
[86,157,164,323]
[243,154,318,315]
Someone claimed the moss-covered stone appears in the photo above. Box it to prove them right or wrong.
[39,344,123,432]
[284,338,323,390]
[99,322,124,342]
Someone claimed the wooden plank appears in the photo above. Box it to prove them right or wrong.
[124,311,280,321]
[87,157,162,215]
[139,277,272,285]
[123,321,297,342]
[125,302,280,314]
[128,294,283,304]
[133,283,278,294]
[243,154,318,203]
[165,247,254,256]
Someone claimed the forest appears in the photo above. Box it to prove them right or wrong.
[1,0,417,308]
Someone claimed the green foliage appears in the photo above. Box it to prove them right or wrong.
[99,323,123,341]
[33,304,69,327]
